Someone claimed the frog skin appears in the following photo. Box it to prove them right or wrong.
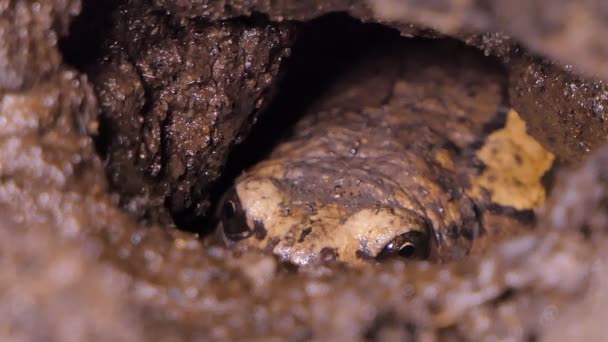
[216,44,552,266]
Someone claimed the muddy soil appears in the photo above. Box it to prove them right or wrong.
[2,1,608,341]
[89,0,293,225]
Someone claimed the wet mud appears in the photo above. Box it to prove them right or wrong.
[1,1,608,341]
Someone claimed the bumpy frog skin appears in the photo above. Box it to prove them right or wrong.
[220,183,431,265]
[217,45,554,266]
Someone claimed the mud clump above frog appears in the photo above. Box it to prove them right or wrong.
[91,0,293,225]
[217,40,555,266]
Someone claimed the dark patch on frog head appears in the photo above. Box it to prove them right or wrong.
[469,154,487,174]
[513,153,523,165]
[304,202,319,215]
[264,237,281,252]
[355,238,373,260]
[253,219,267,240]
[320,247,338,263]
[487,204,536,225]
[461,202,486,240]
[437,203,484,242]
[443,221,480,241]
[219,187,253,241]
[279,201,292,217]
[297,227,313,243]
[445,222,460,239]
[541,160,560,197]
[469,106,509,150]
[460,223,480,240]
[442,140,462,155]
[484,105,510,133]
[355,249,374,260]
[435,174,463,201]
[280,233,296,248]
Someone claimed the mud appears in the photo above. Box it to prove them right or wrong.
[89,0,293,224]
[509,57,608,165]
[154,0,608,80]
[1,0,608,341]
[0,0,81,91]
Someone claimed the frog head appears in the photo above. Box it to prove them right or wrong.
[217,179,432,266]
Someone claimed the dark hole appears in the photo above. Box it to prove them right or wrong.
[58,0,123,160]
[490,288,515,305]
[59,0,122,71]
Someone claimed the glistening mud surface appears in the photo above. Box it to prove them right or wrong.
[89,0,293,225]
[2,3,608,341]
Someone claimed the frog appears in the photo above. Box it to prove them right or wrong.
[216,42,555,266]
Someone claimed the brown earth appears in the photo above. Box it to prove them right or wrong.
[1,0,608,341]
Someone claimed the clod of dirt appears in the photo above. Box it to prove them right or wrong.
[151,0,372,21]
[149,1,608,165]
[90,0,293,224]
[0,212,144,342]
[0,0,81,91]
[154,0,608,80]
[509,57,608,166]
[543,147,608,235]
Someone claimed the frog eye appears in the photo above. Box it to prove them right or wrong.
[222,199,237,220]
[397,241,416,258]
[219,188,252,241]
[377,230,429,260]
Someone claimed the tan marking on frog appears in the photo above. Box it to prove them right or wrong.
[468,109,555,210]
